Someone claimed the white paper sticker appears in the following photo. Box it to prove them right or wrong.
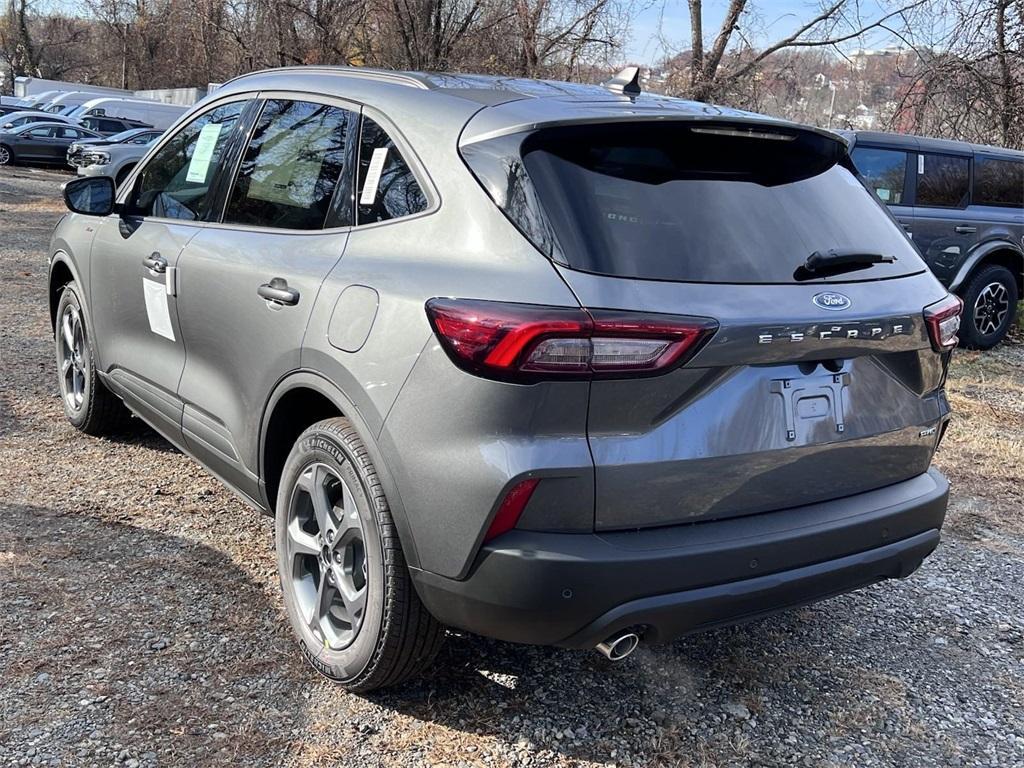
[143,278,175,340]
[359,147,389,205]
[185,123,223,183]
[917,154,925,175]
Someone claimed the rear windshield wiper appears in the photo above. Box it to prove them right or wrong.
[804,249,896,273]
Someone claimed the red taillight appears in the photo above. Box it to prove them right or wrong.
[426,299,717,381]
[484,478,540,542]
[924,294,963,352]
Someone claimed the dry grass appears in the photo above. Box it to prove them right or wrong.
[934,326,1024,542]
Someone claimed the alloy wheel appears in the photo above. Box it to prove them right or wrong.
[973,281,1010,336]
[0,146,10,165]
[57,304,87,412]
[285,462,368,650]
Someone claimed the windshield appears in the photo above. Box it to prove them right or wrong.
[66,105,86,118]
[462,121,926,284]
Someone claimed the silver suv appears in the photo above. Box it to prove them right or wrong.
[51,66,960,691]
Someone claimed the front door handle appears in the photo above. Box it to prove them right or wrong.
[143,252,167,274]
[258,277,300,306]
[954,225,977,234]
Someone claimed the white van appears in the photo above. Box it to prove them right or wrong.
[43,92,125,116]
[67,98,188,130]
[18,90,64,109]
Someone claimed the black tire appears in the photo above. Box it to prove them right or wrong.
[0,144,13,165]
[275,417,444,692]
[958,264,1019,350]
[54,282,134,435]
[115,164,135,187]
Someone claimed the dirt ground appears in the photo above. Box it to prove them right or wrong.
[2,165,1023,767]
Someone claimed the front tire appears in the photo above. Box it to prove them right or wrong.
[54,282,133,435]
[959,264,1019,350]
[275,417,444,692]
[0,144,13,165]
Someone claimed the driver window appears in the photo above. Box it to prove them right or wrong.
[130,101,246,221]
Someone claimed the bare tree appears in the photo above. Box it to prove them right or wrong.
[665,0,924,102]
[888,0,1023,148]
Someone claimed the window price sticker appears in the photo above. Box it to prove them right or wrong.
[359,147,389,205]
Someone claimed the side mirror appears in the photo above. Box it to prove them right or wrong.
[62,176,115,216]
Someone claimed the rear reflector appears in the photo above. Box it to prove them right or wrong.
[924,294,963,352]
[426,299,717,381]
[484,478,540,542]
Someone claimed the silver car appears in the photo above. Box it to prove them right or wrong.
[50,66,960,692]
[75,130,164,187]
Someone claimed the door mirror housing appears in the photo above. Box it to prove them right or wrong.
[62,176,115,216]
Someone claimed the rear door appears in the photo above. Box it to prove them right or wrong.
[174,96,358,498]
[464,120,951,530]
[911,149,976,286]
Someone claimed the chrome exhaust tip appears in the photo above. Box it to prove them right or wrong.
[596,631,640,661]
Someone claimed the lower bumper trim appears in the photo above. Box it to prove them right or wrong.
[558,528,939,648]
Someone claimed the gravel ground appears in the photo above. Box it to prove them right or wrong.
[2,165,1023,767]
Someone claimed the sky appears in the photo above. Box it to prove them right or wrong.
[624,0,900,63]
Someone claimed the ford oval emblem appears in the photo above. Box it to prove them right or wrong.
[812,292,851,311]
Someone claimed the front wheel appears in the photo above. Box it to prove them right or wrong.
[959,264,1019,350]
[275,417,444,692]
[54,282,133,434]
[0,144,13,165]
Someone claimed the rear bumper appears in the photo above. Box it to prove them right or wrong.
[411,469,948,647]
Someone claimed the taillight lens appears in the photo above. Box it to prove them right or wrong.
[924,294,963,352]
[426,299,717,381]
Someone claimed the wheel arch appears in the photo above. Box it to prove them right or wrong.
[259,370,421,569]
[949,241,1024,294]
[48,252,92,337]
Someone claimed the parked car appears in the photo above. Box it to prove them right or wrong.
[50,66,958,692]
[0,110,76,131]
[0,104,44,118]
[76,130,163,186]
[79,115,153,137]
[67,127,164,168]
[848,131,1024,348]
[65,97,187,131]
[0,122,102,165]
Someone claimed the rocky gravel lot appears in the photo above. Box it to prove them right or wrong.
[2,165,1023,767]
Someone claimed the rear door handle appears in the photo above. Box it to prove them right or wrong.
[258,277,300,306]
[954,225,977,234]
[143,252,167,274]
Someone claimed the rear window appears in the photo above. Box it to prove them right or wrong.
[463,122,924,284]
[974,156,1024,208]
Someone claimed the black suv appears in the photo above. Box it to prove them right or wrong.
[79,115,153,137]
[848,132,1024,348]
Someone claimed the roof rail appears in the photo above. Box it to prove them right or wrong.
[220,66,432,91]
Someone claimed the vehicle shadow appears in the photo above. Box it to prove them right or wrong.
[371,610,818,764]
[0,502,308,767]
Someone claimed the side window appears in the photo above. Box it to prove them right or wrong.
[917,153,970,208]
[27,127,53,138]
[100,119,122,133]
[356,116,427,224]
[974,157,1024,208]
[60,128,82,139]
[131,101,245,221]
[850,147,907,204]
[223,99,355,230]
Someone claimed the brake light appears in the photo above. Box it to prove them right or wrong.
[484,478,540,542]
[924,294,963,352]
[426,299,717,381]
